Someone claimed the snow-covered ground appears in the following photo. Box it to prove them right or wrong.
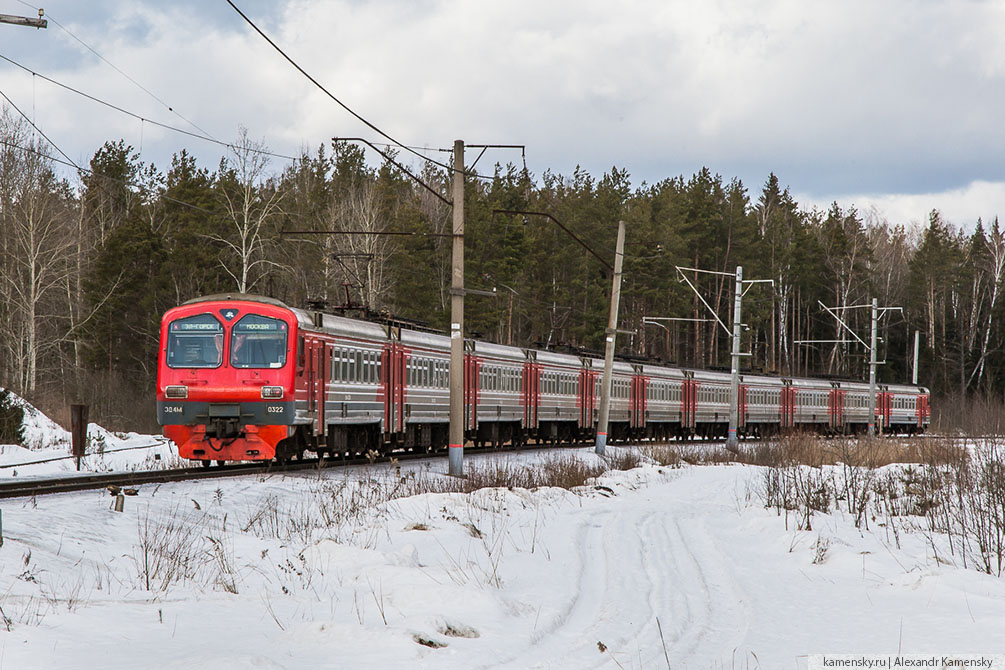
[2,453,1004,669]
[0,390,176,478]
[1,392,1003,668]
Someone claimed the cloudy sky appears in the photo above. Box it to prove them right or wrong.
[1,0,1002,230]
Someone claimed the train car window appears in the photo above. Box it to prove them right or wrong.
[166,313,224,368]
[296,336,305,372]
[230,314,288,369]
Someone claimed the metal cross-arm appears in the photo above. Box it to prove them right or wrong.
[493,209,613,271]
[0,12,47,29]
[818,300,870,349]
[675,267,731,336]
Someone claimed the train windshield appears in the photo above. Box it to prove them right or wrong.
[166,313,224,368]
[230,314,288,368]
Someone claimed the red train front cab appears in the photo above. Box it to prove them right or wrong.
[156,295,299,462]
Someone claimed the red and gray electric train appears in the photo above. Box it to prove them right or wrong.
[156,295,931,463]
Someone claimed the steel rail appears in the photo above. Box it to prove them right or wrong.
[0,441,558,500]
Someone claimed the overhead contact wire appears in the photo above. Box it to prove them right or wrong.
[225,0,499,182]
[15,1,218,142]
[0,53,298,162]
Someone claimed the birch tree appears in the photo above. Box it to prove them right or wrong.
[214,127,283,293]
[0,118,75,395]
[324,145,395,311]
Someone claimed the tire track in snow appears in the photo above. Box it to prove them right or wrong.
[660,515,752,666]
[488,491,751,669]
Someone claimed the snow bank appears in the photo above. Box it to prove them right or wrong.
[1,454,1003,669]
[0,387,174,475]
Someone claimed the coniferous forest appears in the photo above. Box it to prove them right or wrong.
[1,111,1001,430]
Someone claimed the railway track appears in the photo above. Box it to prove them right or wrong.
[0,460,309,499]
[0,442,563,499]
[0,430,934,500]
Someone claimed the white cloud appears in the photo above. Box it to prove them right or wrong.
[795,180,1005,232]
[0,0,1002,224]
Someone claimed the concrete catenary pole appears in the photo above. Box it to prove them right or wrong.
[868,297,878,436]
[448,140,465,476]
[595,220,627,456]
[912,329,920,385]
[727,265,743,448]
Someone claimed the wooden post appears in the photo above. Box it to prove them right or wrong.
[70,404,89,471]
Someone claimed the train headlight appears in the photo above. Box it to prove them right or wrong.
[165,385,188,399]
[261,386,284,399]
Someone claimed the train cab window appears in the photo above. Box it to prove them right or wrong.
[166,313,224,368]
[230,314,288,368]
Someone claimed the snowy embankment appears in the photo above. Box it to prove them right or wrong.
[1,450,1004,670]
[0,389,174,476]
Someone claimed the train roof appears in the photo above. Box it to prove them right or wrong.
[172,295,930,393]
[182,293,291,309]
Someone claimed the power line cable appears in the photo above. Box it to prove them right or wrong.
[0,136,220,216]
[8,5,515,184]
[0,85,80,169]
[225,0,502,182]
[0,100,222,219]
[0,52,299,162]
[15,0,218,141]
[224,0,447,170]
[0,52,468,181]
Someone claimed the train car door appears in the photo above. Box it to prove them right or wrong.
[630,365,648,430]
[681,372,696,431]
[305,337,316,417]
[781,380,796,429]
[828,384,845,431]
[315,341,329,437]
[737,382,747,430]
[578,359,598,430]
[464,340,480,432]
[381,327,406,438]
[877,386,891,433]
[522,351,541,431]
[916,393,929,429]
